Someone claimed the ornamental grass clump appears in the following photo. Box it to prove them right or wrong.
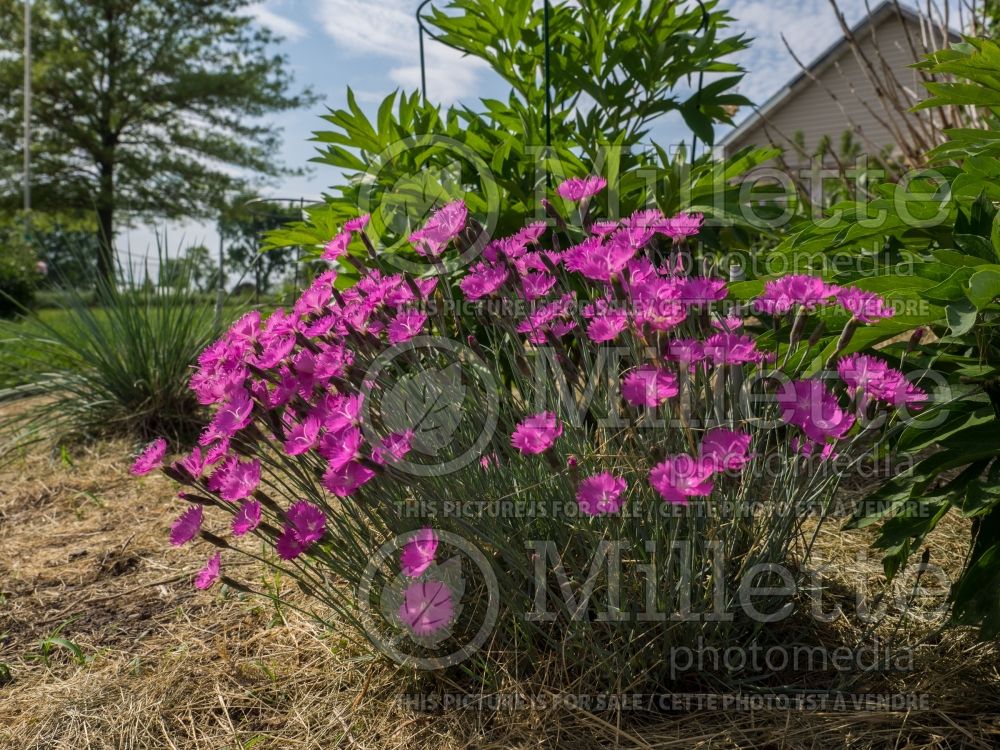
[1,256,223,453]
[134,177,929,692]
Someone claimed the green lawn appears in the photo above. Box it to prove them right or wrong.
[0,308,87,389]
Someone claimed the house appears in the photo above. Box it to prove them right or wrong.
[718,1,958,171]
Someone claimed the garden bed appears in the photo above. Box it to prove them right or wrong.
[2,436,998,749]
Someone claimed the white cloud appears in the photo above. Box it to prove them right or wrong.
[248,3,308,42]
[314,0,487,103]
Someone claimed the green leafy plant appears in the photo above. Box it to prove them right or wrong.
[773,38,1000,637]
[265,0,773,270]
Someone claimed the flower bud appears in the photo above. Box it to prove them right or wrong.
[789,307,808,348]
[808,320,826,347]
[542,198,568,231]
[221,576,252,594]
[162,463,188,483]
[199,530,231,549]
[179,491,216,506]
[826,319,859,368]
[252,490,283,514]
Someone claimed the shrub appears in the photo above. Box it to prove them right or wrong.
[0,254,229,452]
[775,38,1000,638]
[136,180,928,693]
[264,0,772,270]
[0,236,40,318]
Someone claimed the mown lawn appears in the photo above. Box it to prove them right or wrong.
[0,308,90,389]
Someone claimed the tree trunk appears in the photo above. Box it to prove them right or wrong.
[96,160,115,286]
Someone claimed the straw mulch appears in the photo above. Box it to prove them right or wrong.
[1,438,998,749]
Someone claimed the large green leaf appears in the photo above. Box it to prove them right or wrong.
[966,266,1000,309]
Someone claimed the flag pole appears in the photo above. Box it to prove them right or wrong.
[23,0,32,236]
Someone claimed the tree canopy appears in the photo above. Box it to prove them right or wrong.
[0,0,316,281]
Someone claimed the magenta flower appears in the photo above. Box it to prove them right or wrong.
[295,273,334,317]
[388,308,428,345]
[661,212,704,240]
[482,236,526,263]
[562,235,635,283]
[232,499,262,537]
[837,353,890,393]
[666,339,706,368]
[200,389,254,444]
[400,527,438,577]
[178,447,206,479]
[515,293,577,344]
[194,552,221,590]
[776,379,855,442]
[323,231,351,261]
[838,354,927,409]
[372,430,414,465]
[649,455,716,505]
[170,505,203,547]
[206,455,238,493]
[322,459,376,497]
[314,342,354,380]
[702,333,764,365]
[409,200,468,257]
[284,413,321,456]
[277,501,327,560]
[276,528,305,560]
[557,175,607,201]
[318,425,362,469]
[519,271,558,301]
[835,287,895,323]
[755,275,840,315]
[679,277,727,305]
[586,310,629,343]
[511,412,563,454]
[590,220,619,236]
[287,500,326,546]
[460,262,509,301]
[511,221,546,246]
[792,437,838,461]
[711,314,745,333]
[700,428,753,471]
[576,473,628,516]
[318,393,363,433]
[131,437,167,476]
[875,376,928,410]
[252,330,296,369]
[628,276,687,331]
[398,580,454,636]
[219,458,261,501]
[622,366,679,407]
[344,214,371,232]
[622,210,665,248]
[204,439,230,467]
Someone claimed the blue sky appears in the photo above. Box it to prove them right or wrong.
[125,0,958,266]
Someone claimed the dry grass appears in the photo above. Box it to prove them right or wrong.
[1,437,999,749]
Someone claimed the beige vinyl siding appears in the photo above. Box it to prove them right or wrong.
[723,13,929,167]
